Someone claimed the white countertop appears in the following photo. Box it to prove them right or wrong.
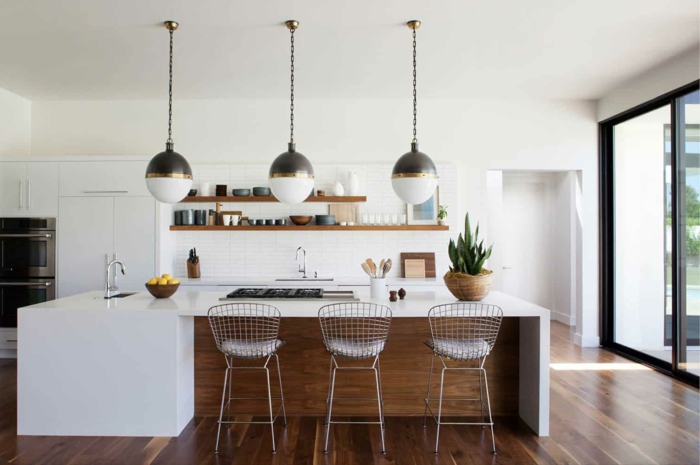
[175,276,445,287]
[21,290,549,318]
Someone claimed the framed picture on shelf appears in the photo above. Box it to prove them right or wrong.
[406,186,439,225]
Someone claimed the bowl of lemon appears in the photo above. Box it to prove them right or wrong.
[145,274,180,299]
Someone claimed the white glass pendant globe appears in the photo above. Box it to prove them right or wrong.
[269,177,314,204]
[391,176,438,205]
[146,177,193,204]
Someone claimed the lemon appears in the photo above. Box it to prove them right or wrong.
[158,278,168,285]
[167,278,180,285]
[147,277,158,285]
[161,273,172,280]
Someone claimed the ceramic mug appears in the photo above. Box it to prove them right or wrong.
[231,215,241,226]
[200,182,211,196]
[222,214,232,226]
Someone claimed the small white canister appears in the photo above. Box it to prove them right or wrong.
[370,278,387,299]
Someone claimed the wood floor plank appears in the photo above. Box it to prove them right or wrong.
[2,322,698,464]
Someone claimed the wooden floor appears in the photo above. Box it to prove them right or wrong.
[1,322,698,464]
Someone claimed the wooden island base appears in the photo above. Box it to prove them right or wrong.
[194,317,519,417]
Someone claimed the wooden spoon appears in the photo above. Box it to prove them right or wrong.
[361,262,373,277]
[366,259,377,278]
[379,259,386,277]
[383,259,392,277]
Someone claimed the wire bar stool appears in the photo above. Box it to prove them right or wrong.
[207,303,287,454]
[318,302,392,454]
[423,303,503,455]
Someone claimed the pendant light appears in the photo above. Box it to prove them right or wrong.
[269,20,315,204]
[391,20,438,205]
[145,21,193,204]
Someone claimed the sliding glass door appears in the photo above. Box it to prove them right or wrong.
[601,81,700,386]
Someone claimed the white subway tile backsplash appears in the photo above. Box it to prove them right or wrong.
[174,163,456,279]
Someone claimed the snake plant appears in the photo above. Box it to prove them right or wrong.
[448,213,493,275]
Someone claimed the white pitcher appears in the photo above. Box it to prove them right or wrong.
[347,171,359,196]
[333,180,345,196]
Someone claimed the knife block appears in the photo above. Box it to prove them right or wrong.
[187,261,201,279]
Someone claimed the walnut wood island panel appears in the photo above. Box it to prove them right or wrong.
[17,290,549,437]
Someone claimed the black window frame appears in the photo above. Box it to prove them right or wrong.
[600,79,700,388]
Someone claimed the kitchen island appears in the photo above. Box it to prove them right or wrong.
[18,290,549,438]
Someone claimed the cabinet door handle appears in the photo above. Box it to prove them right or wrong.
[27,179,31,210]
[82,190,128,194]
[6,340,17,343]
[19,180,23,209]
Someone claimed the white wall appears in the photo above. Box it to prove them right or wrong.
[598,47,700,122]
[30,97,600,345]
[0,87,31,157]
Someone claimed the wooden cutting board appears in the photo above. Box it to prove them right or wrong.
[329,204,358,223]
[401,252,436,278]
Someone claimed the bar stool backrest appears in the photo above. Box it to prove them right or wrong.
[207,303,282,358]
[427,303,503,360]
[318,302,393,360]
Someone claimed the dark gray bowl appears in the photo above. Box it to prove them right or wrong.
[315,215,336,225]
[253,187,271,196]
[232,189,251,197]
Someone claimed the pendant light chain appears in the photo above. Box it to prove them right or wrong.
[167,27,174,145]
[290,27,295,144]
[412,27,417,144]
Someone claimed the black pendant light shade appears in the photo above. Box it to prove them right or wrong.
[391,20,438,205]
[145,21,193,204]
[268,20,315,204]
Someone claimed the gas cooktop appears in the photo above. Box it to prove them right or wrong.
[225,288,324,299]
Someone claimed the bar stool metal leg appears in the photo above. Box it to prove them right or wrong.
[376,357,385,428]
[324,355,333,426]
[423,353,435,428]
[264,357,277,454]
[479,367,485,428]
[274,353,288,427]
[324,357,338,453]
[482,366,496,454]
[215,366,230,454]
[434,360,447,454]
[373,357,386,453]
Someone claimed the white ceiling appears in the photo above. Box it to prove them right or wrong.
[0,0,697,101]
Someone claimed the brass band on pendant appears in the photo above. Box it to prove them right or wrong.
[391,173,439,179]
[146,172,193,180]
[269,172,315,179]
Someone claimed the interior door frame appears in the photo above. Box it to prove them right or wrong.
[599,80,700,388]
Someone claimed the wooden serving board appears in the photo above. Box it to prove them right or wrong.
[401,252,436,278]
[329,204,358,223]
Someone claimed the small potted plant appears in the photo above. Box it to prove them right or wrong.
[437,205,448,226]
[444,213,493,301]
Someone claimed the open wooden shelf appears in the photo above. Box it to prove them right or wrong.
[170,225,448,231]
[179,195,367,203]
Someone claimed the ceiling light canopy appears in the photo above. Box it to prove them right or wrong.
[145,21,193,204]
[391,20,438,205]
[269,20,315,204]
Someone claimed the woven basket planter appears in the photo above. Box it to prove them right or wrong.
[444,269,493,301]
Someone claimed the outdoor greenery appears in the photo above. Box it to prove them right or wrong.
[448,213,493,276]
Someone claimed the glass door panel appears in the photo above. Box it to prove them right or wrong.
[680,89,700,376]
[613,105,671,363]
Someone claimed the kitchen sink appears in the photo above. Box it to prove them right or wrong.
[104,292,138,299]
[275,278,334,282]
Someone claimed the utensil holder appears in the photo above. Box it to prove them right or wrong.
[187,261,201,279]
[370,278,387,299]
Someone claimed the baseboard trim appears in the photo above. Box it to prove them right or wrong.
[550,311,576,326]
[575,333,600,348]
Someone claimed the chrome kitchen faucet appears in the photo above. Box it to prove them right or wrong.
[295,247,307,279]
[104,253,127,299]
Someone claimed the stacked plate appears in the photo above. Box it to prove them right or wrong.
[315,215,336,226]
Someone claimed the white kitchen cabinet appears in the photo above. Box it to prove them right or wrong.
[58,197,114,298]
[0,162,26,216]
[59,161,149,197]
[113,197,156,291]
[0,162,59,217]
[0,329,18,351]
[26,162,59,216]
[58,196,156,298]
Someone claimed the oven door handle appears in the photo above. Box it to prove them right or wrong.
[0,282,52,287]
[0,233,52,238]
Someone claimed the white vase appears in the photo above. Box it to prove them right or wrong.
[347,171,359,196]
[333,180,345,196]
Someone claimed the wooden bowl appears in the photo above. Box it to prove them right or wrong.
[289,215,313,226]
[145,283,180,299]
